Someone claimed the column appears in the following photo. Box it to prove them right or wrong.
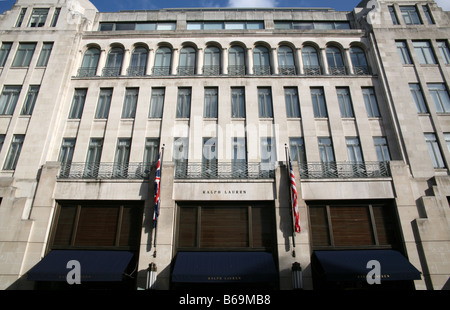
[96,49,106,76]
[222,47,228,75]
[271,47,279,75]
[344,48,354,75]
[171,48,179,75]
[320,48,329,75]
[146,48,154,76]
[247,47,254,75]
[121,48,131,76]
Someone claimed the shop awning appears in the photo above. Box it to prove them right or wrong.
[313,250,421,282]
[27,250,134,282]
[172,252,278,283]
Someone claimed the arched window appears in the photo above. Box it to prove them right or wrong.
[302,46,321,75]
[228,45,245,75]
[79,47,100,77]
[178,46,196,75]
[203,46,221,75]
[153,46,172,76]
[253,45,271,75]
[278,45,296,75]
[103,47,123,77]
[350,47,370,75]
[326,46,346,75]
[128,47,148,76]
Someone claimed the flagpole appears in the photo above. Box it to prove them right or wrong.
[285,144,296,257]
[152,144,164,258]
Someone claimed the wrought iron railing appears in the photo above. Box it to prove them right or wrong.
[278,65,296,75]
[77,67,97,77]
[353,66,371,75]
[174,161,275,179]
[152,66,171,76]
[297,161,390,179]
[102,66,121,77]
[303,65,322,75]
[203,65,221,75]
[228,65,246,75]
[177,66,195,76]
[58,162,155,179]
[328,66,347,75]
[253,65,271,75]
[127,66,146,76]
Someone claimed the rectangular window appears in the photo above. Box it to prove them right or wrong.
[28,8,49,27]
[144,138,160,167]
[0,134,5,153]
[336,87,354,117]
[396,41,412,65]
[177,203,274,250]
[95,88,113,119]
[289,137,306,165]
[422,5,434,24]
[58,138,76,177]
[176,88,191,118]
[445,133,450,153]
[12,43,36,67]
[68,89,87,119]
[309,203,400,248]
[318,137,335,163]
[4,135,25,170]
[149,88,164,118]
[21,85,40,115]
[311,87,327,118]
[346,137,363,163]
[0,86,21,115]
[284,87,300,118]
[36,42,53,67]
[437,41,450,65]
[362,87,380,117]
[173,137,189,163]
[0,42,12,67]
[258,87,273,118]
[374,137,391,162]
[389,6,399,25]
[50,8,61,27]
[203,137,217,177]
[121,88,138,118]
[231,87,245,118]
[400,6,422,25]
[204,87,218,118]
[84,138,103,177]
[425,133,445,168]
[413,41,437,65]
[428,83,450,113]
[51,202,143,248]
[232,137,246,167]
[114,138,131,177]
[261,137,276,163]
[409,83,428,113]
[15,8,27,27]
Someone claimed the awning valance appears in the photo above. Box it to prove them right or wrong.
[172,251,278,283]
[313,250,421,282]
[27,250,134,282]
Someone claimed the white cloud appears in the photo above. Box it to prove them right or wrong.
[435,0,450,11]
[227,0,278,8]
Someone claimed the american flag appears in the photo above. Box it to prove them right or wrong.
[289,157,301,233]
[153,152,161,228]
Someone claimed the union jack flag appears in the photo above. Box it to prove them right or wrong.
[153,152,161,228]
[289,157,301,233]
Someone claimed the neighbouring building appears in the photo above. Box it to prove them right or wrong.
[0,0,449,290]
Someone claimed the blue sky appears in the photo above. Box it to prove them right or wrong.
[0,0,449,14]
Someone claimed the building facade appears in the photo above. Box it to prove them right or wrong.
[0,0,448,290]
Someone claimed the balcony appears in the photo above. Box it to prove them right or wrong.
[298,161,391,179]
[174,161,275,180]
[203,65,221,75]
[77,67,97,77]
[102,66,121,77]
[127,66,146,76]
[58,162,153,180]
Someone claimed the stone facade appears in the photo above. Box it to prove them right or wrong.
[0,0,448,290]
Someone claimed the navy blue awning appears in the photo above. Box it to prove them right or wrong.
[313,250,421,282]
[172,252,278,283]
[27,250,134,282]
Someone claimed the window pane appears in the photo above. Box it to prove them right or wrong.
[12,43,36,67]
[396,41,412,65]
[95,88,113,119]
[28,8,49,27]
[0,86,21,115]
[311,87,327,117]
[410,83,428,113]
[231,87,245,118]
[204,88,218,118]
[37,42,53,66]
[425,133,445,168]
[362,87,380,117]
[258,88,273,118]
[121,88,138,118]
[4,135,25,170]
[21,85,40,115]
[176,88,191,118]
[374,137,391,162]
[68,89,86,119]
[285,87,300,118]
[337,87,354,117]
[438,41,450,64]
[149,88,165,118]
[0,42,12,67]
[428,83,450,113]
